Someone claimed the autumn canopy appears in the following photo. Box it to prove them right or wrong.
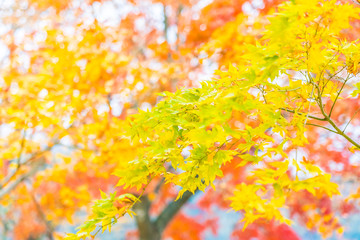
[1,0,360,239]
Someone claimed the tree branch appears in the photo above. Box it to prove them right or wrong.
[16,129,26,170]
[306,123,338,134]
[329,76,350,118]
[312,79,360,149]
[163,4,168,42]
[155,190,195,234]
[279,108,326,121]
[31,192,54,240]
[343,107,360,133]
[0,159,44,199]
[133,196,160,240]
[0,145,54,189]
[325,116,360,149]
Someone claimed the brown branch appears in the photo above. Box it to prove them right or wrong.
[0,145,54,189]
[154,190,195,234]
[154,178,165,194]
[133,196,160,240]
[163,4,168,42]
[31,192,54,240]
[0,159,44,199]
[132,189,196,240]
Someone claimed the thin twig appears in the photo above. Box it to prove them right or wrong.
[274,87,301,92]
[343,108,360,133]
[306,123,337,134]
[31,191,54,240]
[16,129,26,170]
[313,79,360,149]
[322,65,347,95]
[304,84,315,126]
[0,159,44,199]
[0,144,55,189]
[163,4,168,42]
[279,108,326,121]
[329,76,350,118]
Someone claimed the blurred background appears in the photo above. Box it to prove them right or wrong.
[1,0,360,239]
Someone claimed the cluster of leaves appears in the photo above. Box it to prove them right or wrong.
[1,0,287,239]
[69,0,360,239]
[66,192,138,240]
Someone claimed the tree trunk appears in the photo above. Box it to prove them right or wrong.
[133,191,195,240]
[133,196,160,240]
